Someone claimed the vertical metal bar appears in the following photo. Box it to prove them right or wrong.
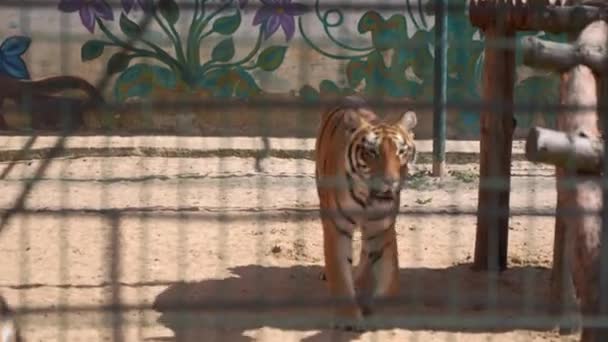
[108,212,123,342]
[432,0,447,177]
[598,74,608,340]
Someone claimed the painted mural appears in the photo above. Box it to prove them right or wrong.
[0,0,565,137]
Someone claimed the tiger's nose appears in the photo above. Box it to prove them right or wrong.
[378,179,400,193]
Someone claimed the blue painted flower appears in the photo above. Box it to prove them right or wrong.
[58,0,114,33]
[253,0,307,41]
[0,36,31,80]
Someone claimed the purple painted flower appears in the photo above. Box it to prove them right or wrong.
[253,0,307,41]
[58,0,114,33]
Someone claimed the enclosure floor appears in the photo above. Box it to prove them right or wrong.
[0,154,579,341]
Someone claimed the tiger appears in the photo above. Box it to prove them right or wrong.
[314,95,417,329]
[0,295,20,342]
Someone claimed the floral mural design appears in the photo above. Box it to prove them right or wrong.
[0,36,31,80]
[58,0,114,33]
[58,0,307,101]
[253,0,307,41]
[121,0,152,14]
[49,0,563,135]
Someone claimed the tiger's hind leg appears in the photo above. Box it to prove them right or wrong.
[321,217,364,330]
[355,226,399,316]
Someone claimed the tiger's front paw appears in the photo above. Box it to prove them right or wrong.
[332,321,367,333]
[331,306,366,332]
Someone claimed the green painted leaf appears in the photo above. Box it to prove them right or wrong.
[118,64,147,83]
[357,11,407,50]
[119,13,142,38]
[152,66,177,89]
[319,80,340,96]
[212,11,241,35]
[198,68,234,97]
[373,15,407,50]
[158,0,180,25]
[256,46,287,71]
[299,85,319,102]
[198,68,227,89]
[113,64,177,101]
[357,11,383,34]
[346,60,366,88]
[107,52,131,75]
[197,67,261,98]
[346,51,415,98]
[234,68,260,98]
[81,40,105,61]
[514,75,560,129]
[211,38,235,62]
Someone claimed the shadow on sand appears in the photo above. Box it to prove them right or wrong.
[149,263,569,341]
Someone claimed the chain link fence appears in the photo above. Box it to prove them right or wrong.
[0,0,606,341]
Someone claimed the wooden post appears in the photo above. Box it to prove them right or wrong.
[598,71,608,342]
[468,0,608,273]
[473,21,516,271]
[554,21,606,341]
[520,13,608,334]
[469,1,608,335]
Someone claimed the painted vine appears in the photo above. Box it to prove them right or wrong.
[0,0,564,135]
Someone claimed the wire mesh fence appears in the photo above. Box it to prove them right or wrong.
[0,0,607,341]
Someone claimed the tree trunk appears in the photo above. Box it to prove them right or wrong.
[553,20,606,341]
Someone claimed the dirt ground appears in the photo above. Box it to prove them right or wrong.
[0,152,582,341]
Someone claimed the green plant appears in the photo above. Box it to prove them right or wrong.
[63,0,308,101]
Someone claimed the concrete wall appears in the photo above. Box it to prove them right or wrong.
[0,0,561,138]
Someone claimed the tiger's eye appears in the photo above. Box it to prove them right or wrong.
[364,148,377,159]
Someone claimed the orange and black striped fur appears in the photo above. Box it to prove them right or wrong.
[315,96,417,328]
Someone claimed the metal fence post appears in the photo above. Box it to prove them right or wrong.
[433,0,448,177]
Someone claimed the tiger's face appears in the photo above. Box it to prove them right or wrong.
[344,110,417,201]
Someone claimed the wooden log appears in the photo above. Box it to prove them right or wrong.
[525,126,603,173]
[552,20,607,341]
[469,0,608,33]
[521,35,608,73]
[473,23,516,272]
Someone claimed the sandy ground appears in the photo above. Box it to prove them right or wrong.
[0,152,582,341]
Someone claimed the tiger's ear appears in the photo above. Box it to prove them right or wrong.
[343,109,368,133]
[398,111,417,131]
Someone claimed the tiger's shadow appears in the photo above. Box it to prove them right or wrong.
[149,263,566,342]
